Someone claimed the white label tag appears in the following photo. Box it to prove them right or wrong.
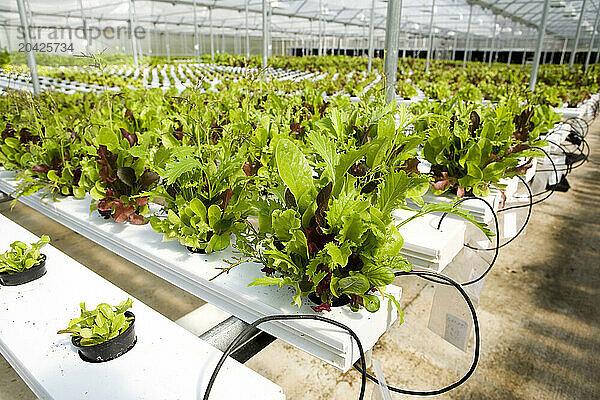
[503,211,518,239]
[444,313,469,351]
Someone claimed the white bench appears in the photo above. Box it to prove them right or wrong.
[0,214,285,400]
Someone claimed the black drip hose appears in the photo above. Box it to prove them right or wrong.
[201,271,481,399]
[353,270,480,396]
[435,196,500,286]
[203,314,368,400]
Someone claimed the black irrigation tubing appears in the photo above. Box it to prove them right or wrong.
[203,314,368,400]
[435,196,500,286]
[536,138,589,174]
[565,117,588,138]
[480,176,533,250]
[353,270,480,396]
[507,147,557,207]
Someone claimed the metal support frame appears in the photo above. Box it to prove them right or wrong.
[209,7,214,60]
[77,0,90,55]
[585,10,600,70]
[452,34,457,61]
[530,0,551,91]
[384,0,402,104]
[0,192,11,204]
[569,0,588,69]
[560,37,568,64]
[128,0,139,67]
[199,317,276,364]
[318,0,323,56]
[15,0,40,95]
[165,28,171,61]
[367,0,375,72]
[488,14,497,67]
[134,1,143,62]
[463,4,473,68]
[425,0,436,73]
[262,0,267,68]
[245,0,250,57]
[507,36,514,65]
[193,0,200,62]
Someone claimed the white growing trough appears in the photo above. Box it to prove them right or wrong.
[393,209,466,272]
[0,215,285,400]
[0,170,400,372]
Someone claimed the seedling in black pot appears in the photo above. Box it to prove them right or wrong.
[58,299,136,363]
[0,235,50,286]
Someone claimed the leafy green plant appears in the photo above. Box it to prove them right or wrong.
[57,299,134,346]
[87,126,159,224]
[244,131,491,313]
[0,235,50,274]
[415,99,553,197]
[148,144,253,253]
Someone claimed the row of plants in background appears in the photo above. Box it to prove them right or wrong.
[0,71,560,310]
[5,54,597,105]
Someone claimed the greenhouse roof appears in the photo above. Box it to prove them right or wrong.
[0,0,598,41]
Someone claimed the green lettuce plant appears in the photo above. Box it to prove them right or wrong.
[57,299,134,346]
[0,235,50,274]
[148,144,253,253]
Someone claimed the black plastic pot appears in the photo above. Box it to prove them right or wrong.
[308,292,350,307]
[0,254,47,286]
[186,246,206,254]
[448,187,475,197]
[73,311,137,363]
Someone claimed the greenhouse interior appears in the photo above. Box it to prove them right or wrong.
[0,0,599,399]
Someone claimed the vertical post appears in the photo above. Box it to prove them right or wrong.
[384,0,402,104]
[530,0,550,91]
[128,0,139,67]
[221,29,225,54]
[425,0,436,73]
[78,0,90,54]
[2,24,11,52]
[148,24,154,57]
[585,10,600,70]
[318,0,323,56]
[367,0,376,72]
[245,0,250,57]
[193,0,199,62]
[262,0,268,68]
[209,7,214,60]
[166,28,171,61]
[267,3,272,57]
[560,37,568,64]
[452,34,457,60]
[488,15,497,67]
[569,0,588,68]
[16,0,40,95]
[463,4,473,68]
[131,0,143,63]
[507,36,514,65]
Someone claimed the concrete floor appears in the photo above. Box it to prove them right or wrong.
[1,119,599,400]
